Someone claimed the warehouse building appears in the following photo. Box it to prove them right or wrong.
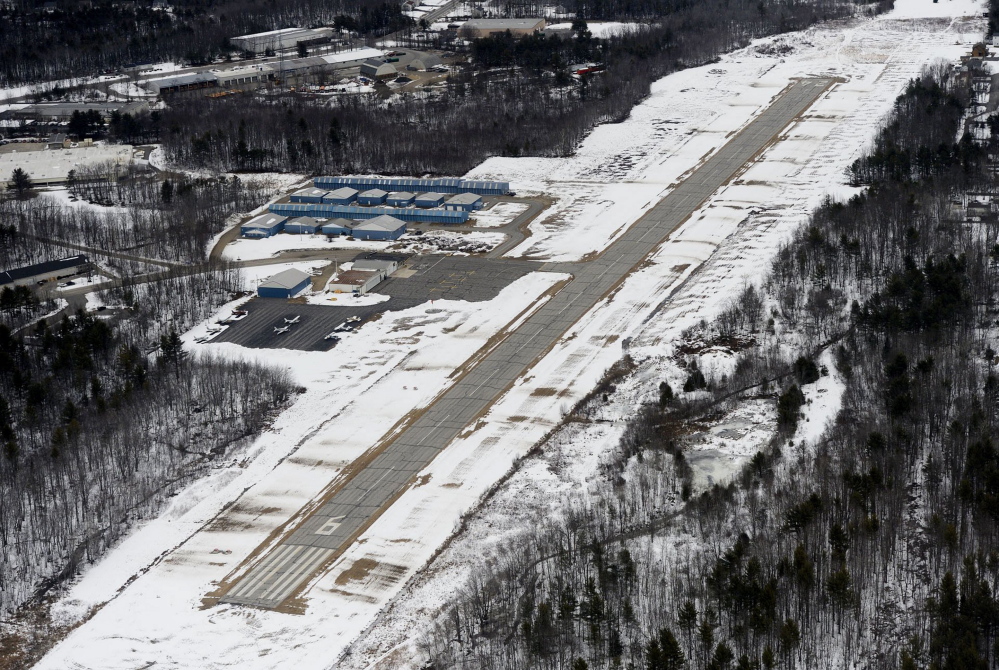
[0,143,132,188]
[8,101,150,122]
[323,187,359,205]
[0,255,90,288]
[353,258,399,276]
[460,18,546,38]
[315,176,510,195]
[327,269,383,295]
[321,217,357,236]
[358,188,388,205]
[272,202,469,224]
[290,187,329,203]
[241,213,287,238]
[351,215,407,240]
[360,59,398,80]
[230,27,334,54]
[284,216,320,234]
[386,191,415,206]
[145,72,219,95]
[415,192,447,208]
[257,268,312,298]
[444,193,483,211]
[407,53,443,71]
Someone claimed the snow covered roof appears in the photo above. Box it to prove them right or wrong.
[242,213,286,229]
[353,214,406,232]
[259,268,310,290]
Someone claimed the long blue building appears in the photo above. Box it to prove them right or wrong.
[313,176,510,196]
[270,203,470,224]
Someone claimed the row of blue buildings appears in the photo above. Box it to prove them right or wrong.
[313,176,510,196]
[290,186,485,212]
[240,213,408,240]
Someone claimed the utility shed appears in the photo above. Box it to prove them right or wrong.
[322,187,359,205]
[444,192,483,211]
[0,255,90,287]
[351,214,406,240]
[257,268,311,298]
[290,187,329,203]
[241,213,287,238]
[415,192,447,208]
[284,216,320,234]
[352,258,399,276]
[386,191,415,206]
[360,59,397,80]
[357,188,388,205]
[327,269,382,295]
[321,218,357,235]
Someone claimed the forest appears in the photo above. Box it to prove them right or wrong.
[417,54,999,670]
[158,0,872,176]
[0,0,408,87]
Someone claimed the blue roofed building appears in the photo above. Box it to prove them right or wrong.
[290,187,329,203]
[386,191,415,207]
[321,218,356,236]
[241,213,287,238]
[414,192,447,208]
[322,187,359,205]
[351,215,406,240]
[357,188,388,205]
[257,268,312,298]
[284,216,320,234]
[443,193,483,211]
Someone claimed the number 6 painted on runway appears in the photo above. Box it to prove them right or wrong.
[315,515,345,535]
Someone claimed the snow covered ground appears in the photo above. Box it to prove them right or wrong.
[32,1,987,668]
[469,200,529,228]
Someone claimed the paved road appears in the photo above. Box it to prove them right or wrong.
[219,77,834,609]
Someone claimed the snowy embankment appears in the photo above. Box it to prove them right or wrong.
[33,2,984,669]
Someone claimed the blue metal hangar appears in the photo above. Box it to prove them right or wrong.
[284,216,320,234]
[257,268,312,298]
[314,176,510,195]
[323,187,359,205]
[414,192,447,208]
[352,215,406,240]
[444,193,483,211]
[241,213,287,238]
[358,188,388,205]
[290,187,329,203]
[386,191,415,207]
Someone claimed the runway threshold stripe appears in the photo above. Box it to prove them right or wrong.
[228,544,305,599]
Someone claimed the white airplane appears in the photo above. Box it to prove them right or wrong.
[284,315,301,324]
[274,325,290,334]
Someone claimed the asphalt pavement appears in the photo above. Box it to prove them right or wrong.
[219,77,836,609]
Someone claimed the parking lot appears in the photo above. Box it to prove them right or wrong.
[213,255,542,351]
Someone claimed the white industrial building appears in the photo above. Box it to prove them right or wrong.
[0,143,132,188]
[230,27,334,54]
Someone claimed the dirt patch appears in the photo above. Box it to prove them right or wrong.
[531,387,559,397]
[413,474,432,487]
[440,482,462,489]
[508,415,529,422]
[335,558,379,585]
[670,263,691,273]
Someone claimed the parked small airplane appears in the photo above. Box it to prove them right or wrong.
[284,315,301,324]
[274,325,290,334]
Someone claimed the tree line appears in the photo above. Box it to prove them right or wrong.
[417,60,999,670]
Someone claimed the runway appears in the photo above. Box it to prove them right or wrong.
[218,77,835,609]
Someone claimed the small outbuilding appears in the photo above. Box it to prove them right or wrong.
[284,216,320,234]
[241,213,287,238]
[327,269,382,295]
[414,192,447,208]
[357,188,389,205]
[351,214,406,240]
[322,187,359,205]
[444,193,483,211]
[290,187,329,203]
[321,218,357,236]
[257,268,312,298]
[359,59,397,80]
[386,191,416,207]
